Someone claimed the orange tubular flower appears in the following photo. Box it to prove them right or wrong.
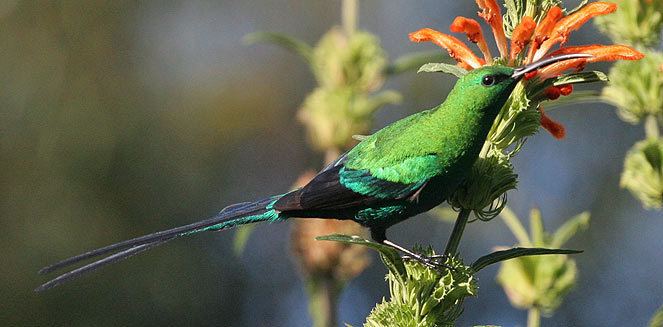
[550,44,645,62]
[476,0,508,58]
[527,6,563,63]
[510,16,536,61]
[409,28,485,70]
[408,1,645,140]
[534,2,617,61]
[539,107,566,139]
[540,44,644,78]
[450,16,493,63]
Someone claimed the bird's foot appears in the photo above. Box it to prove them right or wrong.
[402,253,455,272]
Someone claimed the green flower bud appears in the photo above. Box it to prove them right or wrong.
[312,28,389,92]
[620,137,663,209]
[364,251,476,327]
[602,50,663,124]
[299,87,400,152]
[497,209,589,315]
[594,0,663,48]
[449,156,518,221]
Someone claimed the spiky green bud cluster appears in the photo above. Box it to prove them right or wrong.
[448,156,517,221]
[299,28,401,152]
[620,137,663,209]
[364,250,476,327]
[595,0,663,48]
[602,51,663,124]
[497,209,589,315]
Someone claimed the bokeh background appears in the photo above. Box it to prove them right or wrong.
[2,1,661,326]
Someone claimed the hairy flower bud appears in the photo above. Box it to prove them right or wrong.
[602,51,663,124]
[364,250,476,327]
[620,137,663,209]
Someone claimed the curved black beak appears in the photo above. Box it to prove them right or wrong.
[512,53,593,80]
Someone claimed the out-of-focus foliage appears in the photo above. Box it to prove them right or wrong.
[248,26,401,153]
[602,51,663,124]
[650,305,663,327]
[300,28,401,152]
[595,0,663,48]
[621,138,663,208]
[497,208,589,315]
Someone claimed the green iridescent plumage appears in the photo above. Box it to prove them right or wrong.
[37,55,589,292]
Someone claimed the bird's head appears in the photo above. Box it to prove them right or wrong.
[450,53,592,116]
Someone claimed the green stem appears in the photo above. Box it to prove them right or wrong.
[644,114,660,139]
[444,208,471,256]
[528,307,541,327]
[307,276,340,327]
[342,0,357,36]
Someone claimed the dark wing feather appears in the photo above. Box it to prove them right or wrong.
[274,163,425,212]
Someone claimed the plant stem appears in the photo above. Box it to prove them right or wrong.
[528,307,541,327]
[307,276,340,327]
[342,0,357,36]
[444,208,471,256]
[644,114,660,139]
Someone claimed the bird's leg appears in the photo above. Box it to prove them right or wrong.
[370,228,454,271]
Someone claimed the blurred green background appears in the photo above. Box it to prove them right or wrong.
[1,1,661,326]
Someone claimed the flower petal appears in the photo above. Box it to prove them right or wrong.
[534,2,617,61]
[451,16,493,62]
[539,107,566,139]
[409,28,485,69]
[510,16,536,61]
[549,44,645,62]
[538,58,587,79]
[527,6,563,63]
[475,0,508,58]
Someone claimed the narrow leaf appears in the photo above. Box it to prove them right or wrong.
[243,32,313,62]
[471,247,582,272]
[553,71,608,86]
[542,90,604,109]
[385,50,450,75]
[529,208,545,246]
[233,225,256,255]
[550,212,590,248]
[316,234,406,280]
[418,63,468,78]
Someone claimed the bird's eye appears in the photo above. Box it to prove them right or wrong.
[481,75,496,86]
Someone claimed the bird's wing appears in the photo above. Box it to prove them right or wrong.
[273,153,431,212]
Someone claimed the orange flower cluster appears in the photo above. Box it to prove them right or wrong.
[408,1,644,139]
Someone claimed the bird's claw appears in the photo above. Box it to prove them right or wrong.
[402,254,455,271]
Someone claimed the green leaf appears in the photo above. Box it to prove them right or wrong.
[233,224,256,255]
[650,304,663,327]
[417,62,468,78]
[550,212,590,248]
[385,50,450,75]
[542,90,604,110]
[530,208,544,246]
[499,206,531,246]
[316,234,406,281]
[243,32,313,62]
[471,247,582,272]
[553,71,608,86]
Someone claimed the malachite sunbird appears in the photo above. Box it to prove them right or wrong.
[37,53,590,292]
